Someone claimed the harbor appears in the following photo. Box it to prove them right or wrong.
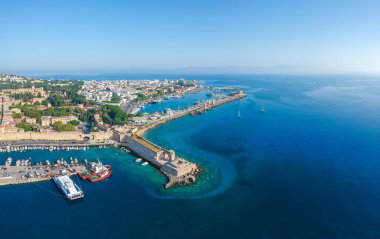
[0,89,246,189]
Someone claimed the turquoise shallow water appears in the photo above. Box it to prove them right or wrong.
[1,74,380,239]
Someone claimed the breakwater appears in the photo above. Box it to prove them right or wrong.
[136,91,246,136]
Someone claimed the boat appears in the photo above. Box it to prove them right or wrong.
[45,160,51,166]
[88,164,112,183]
[152,98,163,103]
[260,105,265,113]
[81,160,112,182]
[16,160,21,166]
[141,162,149,166]
[135,158,142,163]
[78,168,96,180]
[5,157,12,166]
[237,110,241,118]
[53,175,84,200]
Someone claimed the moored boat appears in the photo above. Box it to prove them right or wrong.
[88,168,112,183]
[5,157,12,166]
[78,170,96,180]
[53,175,84,200]
[79,160,112,182]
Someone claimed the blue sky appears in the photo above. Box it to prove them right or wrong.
[0,0,379,74]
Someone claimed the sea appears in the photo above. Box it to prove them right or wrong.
[1,74,379,239]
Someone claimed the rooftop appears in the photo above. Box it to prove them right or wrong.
[130,134,161,153]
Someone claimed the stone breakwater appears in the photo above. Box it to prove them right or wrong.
[136,92,247,136]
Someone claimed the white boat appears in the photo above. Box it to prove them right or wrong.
[53,175,84,200]
[141,162,149,166]
[260,106,265,112]
[5,157,12,166]
[135,158,142,163]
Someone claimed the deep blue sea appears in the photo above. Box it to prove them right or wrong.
[1,74,380,239]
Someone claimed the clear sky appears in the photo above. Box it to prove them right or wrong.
[0,0,379,75]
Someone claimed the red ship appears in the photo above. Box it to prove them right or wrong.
[88,167,112,183]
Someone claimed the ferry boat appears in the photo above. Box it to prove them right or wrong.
[53,175,84,200]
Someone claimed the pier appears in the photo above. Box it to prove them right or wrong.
[0,163,87,186]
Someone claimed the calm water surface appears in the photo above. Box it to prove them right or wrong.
[1,75,380,239]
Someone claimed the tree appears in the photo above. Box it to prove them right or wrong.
[17,121,33,132]
[12,112,21,119]
[53,121,75,132]
[111,92,121,103]
[69,120,80,126]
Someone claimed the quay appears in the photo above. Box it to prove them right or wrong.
[0,163,87,186]
[0,140,114,151]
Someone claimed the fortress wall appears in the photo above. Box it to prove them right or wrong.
[0,131,113,141]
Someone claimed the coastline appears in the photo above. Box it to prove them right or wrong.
[0,91,246,188]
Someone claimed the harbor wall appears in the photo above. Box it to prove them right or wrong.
[0,131,114,141]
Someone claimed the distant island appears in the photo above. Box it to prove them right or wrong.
[0,73,246,188]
